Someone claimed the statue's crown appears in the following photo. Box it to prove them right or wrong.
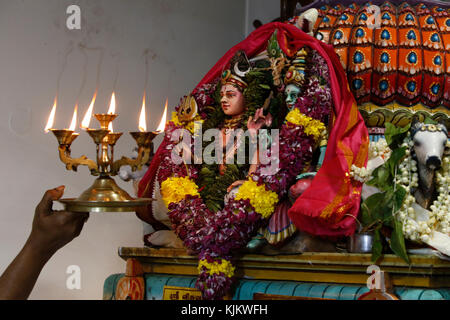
[221,70,248,90]
[221,50,251,90]
[411,122,448,138]
[284,47,308,87]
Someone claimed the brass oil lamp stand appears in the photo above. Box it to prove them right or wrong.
[50,113,156,212]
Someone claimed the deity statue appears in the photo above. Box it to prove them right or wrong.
[285,84,301,111]
[197,51,274,213]
[284,48,307,111]
[135,50,276,249]
[136,23,369,299]
[253,46,334,249]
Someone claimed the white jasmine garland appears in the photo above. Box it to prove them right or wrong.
[350,138,392,183]
[350,164,371,183]
[369,138,392,160]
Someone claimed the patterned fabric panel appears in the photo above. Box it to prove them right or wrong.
[312,1,449,111]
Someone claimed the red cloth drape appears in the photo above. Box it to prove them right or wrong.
[138,22,369,237]
[136,137,170,229]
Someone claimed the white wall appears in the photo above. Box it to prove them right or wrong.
[0,0,245,299]
[245,0,280,36]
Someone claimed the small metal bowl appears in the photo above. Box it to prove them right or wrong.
[347,232,374,253]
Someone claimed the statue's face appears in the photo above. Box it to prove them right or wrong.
[412,124,448,170]
[220,84,245,116]
[285,84,301,111]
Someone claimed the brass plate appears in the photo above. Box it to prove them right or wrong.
[59,198,154,213]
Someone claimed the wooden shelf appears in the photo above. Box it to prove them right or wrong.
[118,247,450,288]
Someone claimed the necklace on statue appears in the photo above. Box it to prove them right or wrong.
[223,115,244,132]
[219,115,245,174]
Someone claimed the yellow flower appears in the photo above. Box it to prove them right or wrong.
[285,109,325,141]
[235,179,278,219]
[169,112,203,134]
[198,259,235,278]
[169,112,182,126]
[186,116,204,134]
[160,176,199,207]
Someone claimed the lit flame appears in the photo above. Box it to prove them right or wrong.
[107,92,116,114]
[156,98,168,132]
[107,92,115,132]
[69,105,78,131]
[138,93,147,132]
[44,97,57,133]
[81,91,97,129]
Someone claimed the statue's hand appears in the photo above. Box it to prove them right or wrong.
[289,176,314,200]
[227,180,246,193]
[247,108,272,133]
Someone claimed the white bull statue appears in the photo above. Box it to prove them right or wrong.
[362,120,449,257]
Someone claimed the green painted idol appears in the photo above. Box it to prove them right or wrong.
[285,84,301,111]
[283,48,308,111]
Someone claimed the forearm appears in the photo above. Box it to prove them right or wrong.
[0,237,54,300]
[248,163,257,176]
[248,143,259,176]
[0,186,88,300]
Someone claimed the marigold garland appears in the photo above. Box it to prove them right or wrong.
[235,179,279,218]
[170,111,204,134]
[285,108,326,140]
[160,176,200,207]
[198,259,235,278]
[170,111,182,127]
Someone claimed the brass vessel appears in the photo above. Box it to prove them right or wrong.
[50,113,157,213]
